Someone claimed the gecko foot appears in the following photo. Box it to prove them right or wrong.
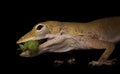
[89,59,116,66]
[54,60,64,67]
[67,58,76,64]
[53,58,76,67]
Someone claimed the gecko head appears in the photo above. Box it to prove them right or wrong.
[16,21,61,44]
[16,23,49,44]
[16,21,61,57]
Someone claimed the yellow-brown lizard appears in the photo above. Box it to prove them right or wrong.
[16,17,120,66]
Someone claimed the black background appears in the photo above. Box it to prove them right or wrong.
[14,2,120,74]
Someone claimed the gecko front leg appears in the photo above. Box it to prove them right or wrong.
[85,39,116,66]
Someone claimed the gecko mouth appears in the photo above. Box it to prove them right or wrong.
[17,38,48,57]
[38,38,48,44]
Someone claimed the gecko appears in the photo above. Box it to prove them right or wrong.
[16,17,120,66]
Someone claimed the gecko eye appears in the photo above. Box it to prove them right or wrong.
[36,25,43,30]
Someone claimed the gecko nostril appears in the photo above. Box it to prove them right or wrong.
[37,25,43,30]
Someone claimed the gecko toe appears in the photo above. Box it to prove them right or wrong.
[89,61,101,66]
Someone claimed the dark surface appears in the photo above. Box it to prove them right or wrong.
[14,5,120,73]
